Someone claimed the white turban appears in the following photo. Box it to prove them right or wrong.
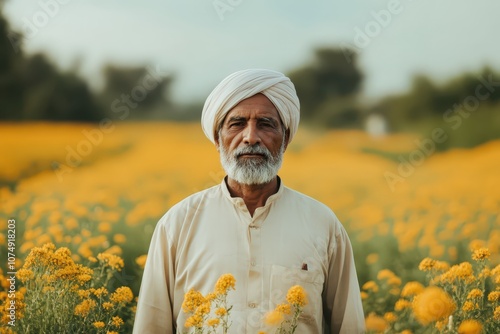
[201,69,300,144]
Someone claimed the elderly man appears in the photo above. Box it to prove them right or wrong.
[133,69,365,333]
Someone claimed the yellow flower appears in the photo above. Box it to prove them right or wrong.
[439,262,475,284]
[78,289,91,299]
[286,285,307,307]
[362,281,379,293]
[185,314,203,328]
[135,255,147,269]
[365,312,387,332]
[457,319,482,334]
[206,318,220,327]
[195,302,211,316]
[377,269,395,280]
[103,302,114,311]
[387,276,402,286]
[494,306,500,321]
[435,319,447,331]
[214,273,236,295]
[182,289,206,313]
[401,281,424,298]
[64,217,79,230]
[466,289,483,299]
[112,316,124,327]
[400,330,413,334]
[276,303,291,315]
[113,233,127,244]
[418,258,436,271]
[77,273,92,283]
[488,291,500,302]
[74,299,97,317]
[471,248,490,261]
[205,292,217,301]
[78,244,93,258]
[97,253,124,271]
[16,269,34,283]
[42,286,55,293]
[93,321,105,328]
[360,291,368,300]
[366,253,379,264]
[383,312,397,323]
[469,239,485,251]
[93,287,108,297]
[462,301,478,312]
[434,260,450,272]
[264,310,284,326]
[104,245,123,256]
[492,264,500,277]
[395,299,411,311]
[98,222,112,233]
[110,286,134,303]
[412,286,455,325]
[106,332,118,334]
[479,268,491,279]
[215,307,227,317]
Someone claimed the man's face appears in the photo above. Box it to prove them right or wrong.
[216,93,289,185]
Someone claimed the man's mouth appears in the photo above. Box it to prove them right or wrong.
[238,153,266,159]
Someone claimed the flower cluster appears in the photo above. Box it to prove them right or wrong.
[0,243,135,333]
[182,273,236,334]
[181,274,308,334]
[262,285,308,334]
[363,247,500,333]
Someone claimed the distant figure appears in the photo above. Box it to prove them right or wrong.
[133,69,365,333]
[365,113,387,137]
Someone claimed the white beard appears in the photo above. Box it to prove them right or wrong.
[219,139,286,185]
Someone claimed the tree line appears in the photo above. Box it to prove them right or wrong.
[1,8,499,149]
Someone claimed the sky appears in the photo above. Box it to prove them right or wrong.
[3,0,500,103]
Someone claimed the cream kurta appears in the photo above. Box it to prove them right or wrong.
[133,178,365,334]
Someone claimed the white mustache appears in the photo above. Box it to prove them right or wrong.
[234,145,272,160]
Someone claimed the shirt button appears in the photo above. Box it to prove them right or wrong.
[248,302,257,308]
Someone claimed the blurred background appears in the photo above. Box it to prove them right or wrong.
[1,0,500,331]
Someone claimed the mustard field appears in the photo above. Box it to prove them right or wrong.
[1,122,499,333]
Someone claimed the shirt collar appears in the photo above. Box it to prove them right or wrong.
[220,176,284,209]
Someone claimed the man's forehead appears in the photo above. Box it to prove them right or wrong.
[225,109,280,121]
[225,99,281,121]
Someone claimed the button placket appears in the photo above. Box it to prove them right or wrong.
[247,217,262,312]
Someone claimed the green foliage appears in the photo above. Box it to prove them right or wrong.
[0,10,174,122]
[287,48,363,122]
[375,68,500,150]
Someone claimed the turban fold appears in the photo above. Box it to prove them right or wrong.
[201,69,300,144]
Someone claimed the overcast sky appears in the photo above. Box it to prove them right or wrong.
[4,0,500,103]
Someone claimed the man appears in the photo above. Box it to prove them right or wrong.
[133,69,365,333]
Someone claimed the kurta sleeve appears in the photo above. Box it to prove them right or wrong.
[323,224,365,334]
[133,216,176,334]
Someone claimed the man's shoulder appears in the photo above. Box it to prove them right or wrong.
[168,183,221,213]
[281,186,337,217]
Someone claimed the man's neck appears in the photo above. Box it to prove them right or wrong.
[226,176,280,217]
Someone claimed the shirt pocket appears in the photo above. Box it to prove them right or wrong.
[269,265,324,325]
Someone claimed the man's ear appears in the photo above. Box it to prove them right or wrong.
[214,132,220,151]
[284,129,290,151]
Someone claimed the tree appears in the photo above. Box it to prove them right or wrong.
[99,65,173,119]
[287,47,363,123]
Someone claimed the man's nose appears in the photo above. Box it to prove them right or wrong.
[242,123,261,146]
